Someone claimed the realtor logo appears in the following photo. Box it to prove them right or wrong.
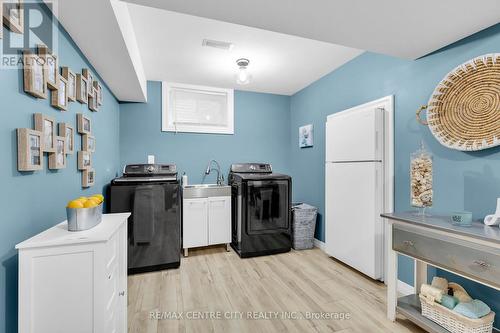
[1,0,58,69]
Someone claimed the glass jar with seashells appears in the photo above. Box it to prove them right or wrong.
[410,142,433,215]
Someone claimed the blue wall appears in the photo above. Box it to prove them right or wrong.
[289,23,500,328]
[2,3,499,330]
[0,5,121,333]
[120,81,291,183]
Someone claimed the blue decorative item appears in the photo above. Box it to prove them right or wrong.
[440,295,459,310]
[454,300,491,319]
[451,211,473,227]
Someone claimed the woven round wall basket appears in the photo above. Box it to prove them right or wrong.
[417,54,500,151]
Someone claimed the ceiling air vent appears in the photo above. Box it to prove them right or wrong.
[202,39,234,51]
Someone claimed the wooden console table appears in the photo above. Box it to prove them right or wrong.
[382,212,500,333]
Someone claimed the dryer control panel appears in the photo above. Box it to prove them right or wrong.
[230,163,272,173]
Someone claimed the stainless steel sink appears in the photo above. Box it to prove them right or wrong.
[182,184,231,199]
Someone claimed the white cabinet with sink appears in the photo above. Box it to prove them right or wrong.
[182,185,231,256]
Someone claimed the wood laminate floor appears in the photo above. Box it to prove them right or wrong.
[128,247,424,333]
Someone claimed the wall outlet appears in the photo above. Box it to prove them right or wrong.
[148,155,155,164]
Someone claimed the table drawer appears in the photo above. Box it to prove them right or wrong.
[393,225,500,289]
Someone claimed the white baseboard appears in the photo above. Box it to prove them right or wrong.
[313,239,326,251]
[397,280,415,296]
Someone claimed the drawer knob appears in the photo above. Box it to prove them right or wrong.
[403,240,414,247]
[119,291,125,296]
[473,260,491,269]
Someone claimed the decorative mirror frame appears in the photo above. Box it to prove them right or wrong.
[34,113,56,153]
[58,123,74,155]
[88,87,98,112]
[38,44,58,90]
[82,134,95,152]
[82,169,95,188]
[78,150,92,170]
[77,113,91,134]
[93,81,103,106]
[51,75,68,111]
[48,136,66,169]
[23,50,47,99]
[75,73,88,104]
[3,0,24,34]
[82,69,94,97]
[62,67,76,102]
[17,128,43,171]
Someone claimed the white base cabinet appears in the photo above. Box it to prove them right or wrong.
[183,196,231,255]
[16,213,130,333]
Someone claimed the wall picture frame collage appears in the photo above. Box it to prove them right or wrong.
[18,113,69,171]
[17,34,104,187]
[22,46,104,112]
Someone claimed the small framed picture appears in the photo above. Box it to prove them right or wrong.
[299,124,314,148]
[78,151,92,170]
[75,73,88,104]
[88,87,98,112]
[51,75,68,110]
[3,0,24,34]
[38,44,58,90]
[17,128,43,171]
[49,136,66,169]
[93,81,103,106]
[82,169,95,188]
[23,50,47,99]
[34,113,56,153]
[82,69,94,97]
[82,134,95,152]
[61,67,76,102]
[77,113,91,134]
[58,123,74,155]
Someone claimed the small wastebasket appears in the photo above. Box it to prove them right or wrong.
[291,203,317,250]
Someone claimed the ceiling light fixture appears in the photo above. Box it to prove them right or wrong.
[236,58,251,85]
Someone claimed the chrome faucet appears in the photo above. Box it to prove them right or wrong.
[205,159,224,185]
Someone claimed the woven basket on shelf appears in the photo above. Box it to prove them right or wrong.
[419,294,495,333]
[416,54,500,151]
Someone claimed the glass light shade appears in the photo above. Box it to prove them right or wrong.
[236,66,251,85]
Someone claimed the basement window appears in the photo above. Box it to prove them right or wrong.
[162,82,234,134]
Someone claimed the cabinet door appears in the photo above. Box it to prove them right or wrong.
[117,222,127,333]
[208,196,231,245]
[183,198,208,248]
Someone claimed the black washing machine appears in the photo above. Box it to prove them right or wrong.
[110,164,180,274]
[229,163,292,258]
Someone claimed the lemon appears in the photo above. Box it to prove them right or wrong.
[90,194,104,203]
[67,200,84,209]
[83,200,99,208]
[76,197,88,203]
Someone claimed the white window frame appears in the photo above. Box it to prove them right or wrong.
[161,82,234,134]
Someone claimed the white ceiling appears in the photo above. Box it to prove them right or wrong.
[126,3,363,95]
[51,0,500,101]
[47,0,147,102]
[124,0,500,60]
